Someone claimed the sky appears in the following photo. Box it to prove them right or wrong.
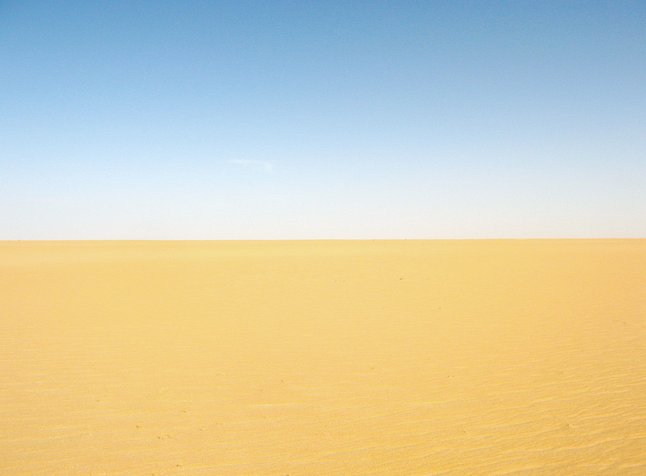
[1,1,645,239]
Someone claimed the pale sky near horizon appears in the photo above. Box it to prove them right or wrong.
[2,1,645,239]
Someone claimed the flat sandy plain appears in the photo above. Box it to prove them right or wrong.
[1,240,645,475]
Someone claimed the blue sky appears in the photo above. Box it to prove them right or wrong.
[1,1,645,238]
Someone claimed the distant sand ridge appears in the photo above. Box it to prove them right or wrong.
[1,240,645,474]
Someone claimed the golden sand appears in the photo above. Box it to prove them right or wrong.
[1,240,645,474]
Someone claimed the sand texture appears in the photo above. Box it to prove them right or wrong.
[1,240,645,475]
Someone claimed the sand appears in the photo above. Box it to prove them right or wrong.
[1,240,645,474]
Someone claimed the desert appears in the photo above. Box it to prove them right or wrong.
[1,240,645,474]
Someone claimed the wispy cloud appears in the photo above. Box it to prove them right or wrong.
[227,159,274,172]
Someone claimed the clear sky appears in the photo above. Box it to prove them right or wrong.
[2,1,645,239]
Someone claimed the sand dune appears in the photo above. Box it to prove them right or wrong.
[1,240,645,474]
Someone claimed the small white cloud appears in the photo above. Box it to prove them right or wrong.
[228,159,274,172]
